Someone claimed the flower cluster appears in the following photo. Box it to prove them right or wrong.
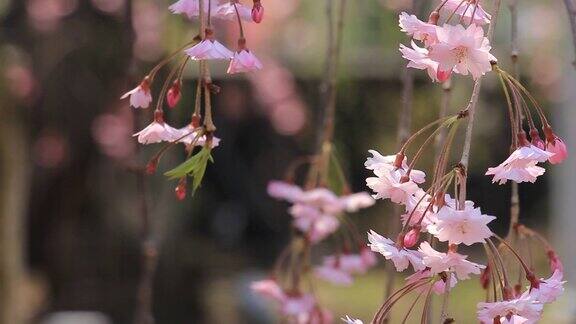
[399,0,496,81]
[120,0,264,199]
[251,181,376,321]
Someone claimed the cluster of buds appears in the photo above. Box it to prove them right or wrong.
[121,0,264,199]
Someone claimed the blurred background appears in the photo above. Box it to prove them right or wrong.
[0,0,574,323]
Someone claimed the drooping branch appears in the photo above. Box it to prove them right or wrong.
[440,1,503,321]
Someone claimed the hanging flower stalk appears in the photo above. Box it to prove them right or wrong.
[121,0,264,199]
[342,1,568,323]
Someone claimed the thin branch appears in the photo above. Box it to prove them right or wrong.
[441,0,503,321]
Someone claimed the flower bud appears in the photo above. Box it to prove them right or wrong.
[480,264,490,289]
[146,158,159,175]
[437,69,451,83]
[175,178,187,200]
[167,80,182,108]
[403,227,420,248]
[393,152,405,168]
[252,1,264,23]
[543,126,568,164]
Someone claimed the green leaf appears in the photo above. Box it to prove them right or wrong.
[164,147,213,192]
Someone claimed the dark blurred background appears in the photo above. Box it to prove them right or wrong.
[0,0,574,323]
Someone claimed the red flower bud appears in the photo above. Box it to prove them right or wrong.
[480,264,490,289]
[175,178,187,201]
[437,69,451,83]
[146,158,159,175]
[252,1,264,23]
[167,80,182,108]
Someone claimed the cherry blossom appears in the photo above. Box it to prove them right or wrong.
[281,293,316,318]
[419,242,484,280]
[175,124,221,148]
[289,204,340,243]
[429,23,496,80]
[405,269,458,295]
[251,279,286,302]
[366,169,420,204]
[228,49,263,74]
[121,79,152,109]
[215,1,253,21]
[486,144,554,184]
[442,0,491,25]
[314,256,354,286]
[428,205,495,245]
[544,129,568,164]
[400,42,443,82]
[324,250,377,275]
[365,150,426,184]
[398,12,438,46]
[185,38,234,60]
[529,270,565,304]
[498,315,530,324]
[477,293,543,324]
[169,0,215,19]
[133,112,180,144]
[368,230,424,272]
[341,315,364,324]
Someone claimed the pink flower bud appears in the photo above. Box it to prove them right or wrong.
[166,80,182,108]
[543,126,568,164]
[251,1,264,23]
[529,129,545,150]
[403,228,420,248]
[437,69,451,83]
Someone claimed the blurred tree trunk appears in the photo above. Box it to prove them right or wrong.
[0,104,29,324]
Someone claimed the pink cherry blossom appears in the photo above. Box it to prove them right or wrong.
[365,150,426,184]
[546,136,568,164]
[486,144,554,184]
[325,250,376,275]
[133,112,180,144]
[499,315,530,324]
[314,257,354,286]
[398,12,438,46]
[529,270,565,304]
[339,192,375,212]
[185,39,234,60]
[342,315,364,324]
[281,293,316,318]
[176,124,221,148]
[228,49,263,74]
[400,41,444,82]
[251,279,286,303]
[267,181,303,202]
[367,230,424,272]
[443,0,491,25]
[169,0,214,19]
[290,204,340,243]
[366,169,420,204]
[429,23,496,80]
[419,241,484,280]
[121,79,152,109]
[477,293,543,324]
[428,205,495,245]
[406,269,458,295]
[215,1,253,21]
